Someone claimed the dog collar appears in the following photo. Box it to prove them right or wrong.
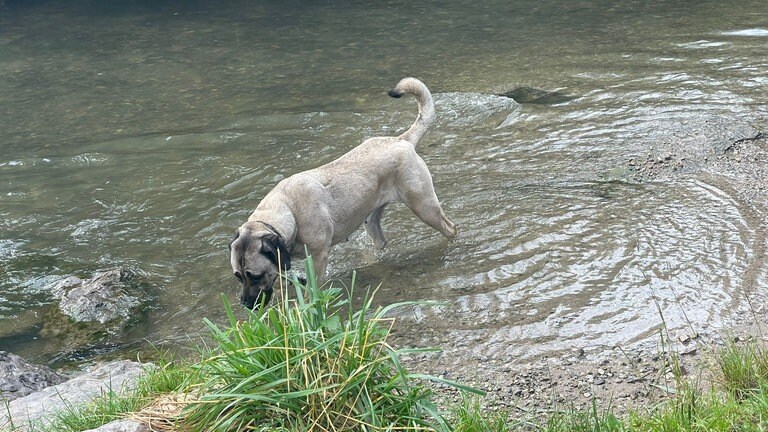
[254,220,284,242]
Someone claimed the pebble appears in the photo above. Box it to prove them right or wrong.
[680,346,698,356]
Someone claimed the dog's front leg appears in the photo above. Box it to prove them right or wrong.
[303,227,333,284]
[311,249,330,283]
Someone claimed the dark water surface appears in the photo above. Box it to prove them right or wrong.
[1,0,767,365]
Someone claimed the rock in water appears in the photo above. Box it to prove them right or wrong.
[48,275,83,298]
[37,268,147,355]
[57,268,140,324]
[498,86,575,104]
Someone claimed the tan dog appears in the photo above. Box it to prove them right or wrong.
[229,77,456,309]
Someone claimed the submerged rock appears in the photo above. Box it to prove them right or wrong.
[498,86,575,104]
[0,351,64,402]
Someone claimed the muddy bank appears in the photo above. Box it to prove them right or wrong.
[398,129,768,416]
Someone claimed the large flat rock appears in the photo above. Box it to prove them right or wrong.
[0,360,151,431]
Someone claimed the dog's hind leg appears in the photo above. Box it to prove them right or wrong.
[364,205,388,249]
[399,160,457,240]
[408,195,457,240]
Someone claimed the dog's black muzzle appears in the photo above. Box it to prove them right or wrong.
[240,287,273,310]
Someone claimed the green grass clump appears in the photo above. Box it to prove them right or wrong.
[628,383,768,431]
[450,396,515,432]
[623,340,768,432]
[546,400,624,432]
[717,339,768,399]
[183,258,481,431]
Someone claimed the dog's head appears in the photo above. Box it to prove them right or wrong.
[228,221,291,310]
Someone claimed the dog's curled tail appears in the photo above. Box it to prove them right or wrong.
[388,77,435,146]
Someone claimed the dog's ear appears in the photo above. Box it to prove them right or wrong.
[228,231,239,252]
[261,233,291,272]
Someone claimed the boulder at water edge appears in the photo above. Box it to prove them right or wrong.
[0,351,64,402]
[57,268,140,325]
[40,268,143,349]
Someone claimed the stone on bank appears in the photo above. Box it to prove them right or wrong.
[0,351,64,402]
[0,360,152,431]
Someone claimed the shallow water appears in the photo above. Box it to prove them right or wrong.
[1,0,767,365]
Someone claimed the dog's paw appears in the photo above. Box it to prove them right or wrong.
[449,227,457,239]
[444,219,458,239]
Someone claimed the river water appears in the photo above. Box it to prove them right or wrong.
[1,0,767,366]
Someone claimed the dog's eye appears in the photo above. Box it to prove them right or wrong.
[244,270,262,282]
[234,272,243,282]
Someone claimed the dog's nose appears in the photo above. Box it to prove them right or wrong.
[240,295,256,310]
